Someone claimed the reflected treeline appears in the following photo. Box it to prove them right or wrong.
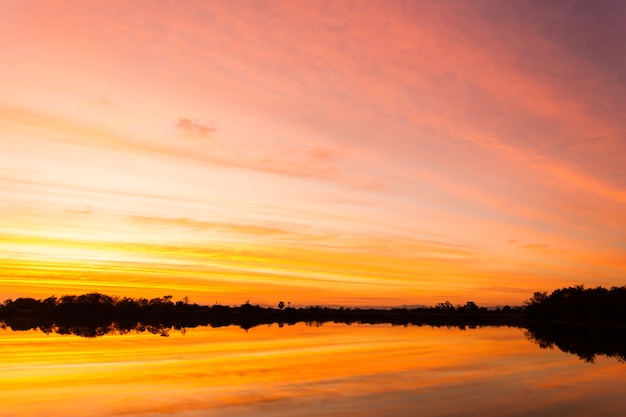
[3,287,626,364]
[525,324,626,363]
[0,293,523,337]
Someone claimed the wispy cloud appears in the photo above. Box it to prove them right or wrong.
[175,118,216,137]
[0,103,382,190]
[130,215,294,237]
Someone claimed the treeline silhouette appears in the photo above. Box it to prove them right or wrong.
[524,285,626,324]
[3,285,626,363]
[0,293,523,336]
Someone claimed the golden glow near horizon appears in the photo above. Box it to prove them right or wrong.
[2,1,626,306]
[2,324,626,416]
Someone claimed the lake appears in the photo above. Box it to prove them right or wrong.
[1,323,625,416]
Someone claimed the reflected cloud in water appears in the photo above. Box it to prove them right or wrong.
[1,324,626,416]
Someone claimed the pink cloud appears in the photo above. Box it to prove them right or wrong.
[175,118,216,137]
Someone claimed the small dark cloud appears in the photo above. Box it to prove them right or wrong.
[175,118,216,137]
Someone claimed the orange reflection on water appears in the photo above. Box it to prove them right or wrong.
[1,324,626,416]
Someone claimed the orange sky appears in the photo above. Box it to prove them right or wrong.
[1,1,626,306]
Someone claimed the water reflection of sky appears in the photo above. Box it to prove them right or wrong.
[1,324,625,416]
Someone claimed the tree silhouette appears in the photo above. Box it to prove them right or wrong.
[524,285,626,323]
[435,300,454,311]
[278,301,285,310]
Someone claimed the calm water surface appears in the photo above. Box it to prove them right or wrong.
[1,323,625,417]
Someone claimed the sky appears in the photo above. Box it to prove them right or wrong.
[1,0,626,307]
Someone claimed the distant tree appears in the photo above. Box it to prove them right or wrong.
[464,301,479,311]
[278,301,285,310]
[435,300,455,311]
[525,291,548,306]
[43,296,57,307]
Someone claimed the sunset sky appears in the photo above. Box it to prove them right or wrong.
[1,0,626,306]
